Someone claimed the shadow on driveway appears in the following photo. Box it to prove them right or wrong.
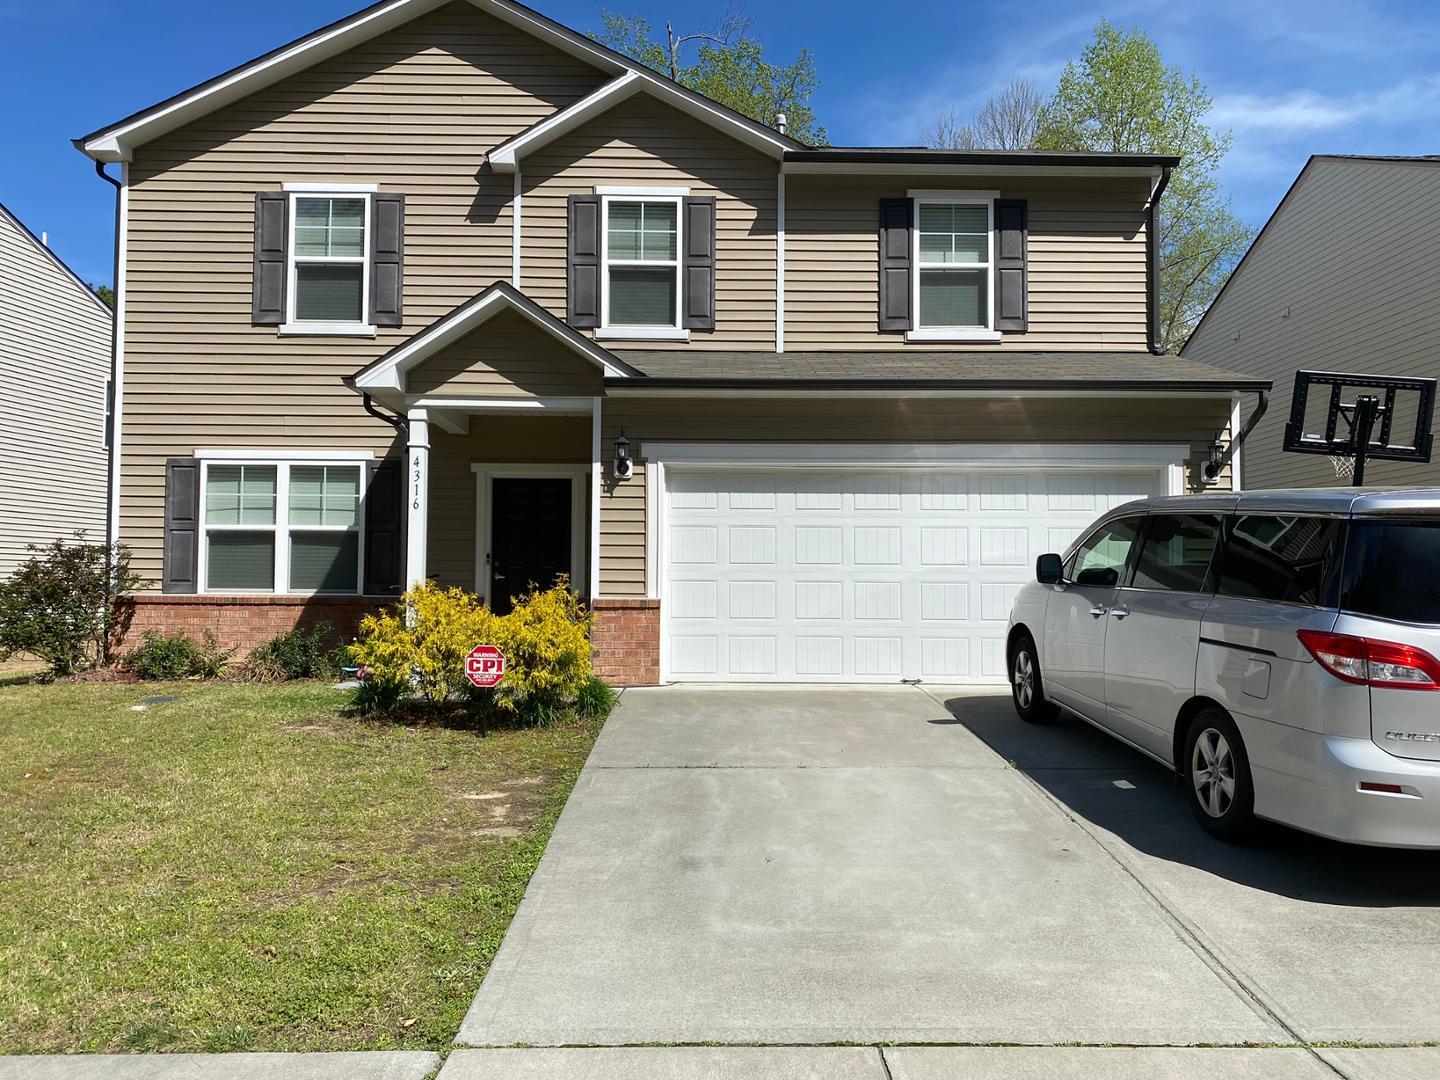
[938,693,1440,908]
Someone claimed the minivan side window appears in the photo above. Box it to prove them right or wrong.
[1066,517,1141,589]
[1131,514,1221,592]
[1216,514,1343,607]
[1343,519,1440,624]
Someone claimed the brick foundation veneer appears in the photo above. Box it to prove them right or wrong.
[590,598,661,687]
[121,594,390,656]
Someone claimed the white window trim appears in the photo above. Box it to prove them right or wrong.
[470,464,590,604]
[909,192,996,340]
[600,193,684,336]
[198,459,367,596]
[282,191,375,336]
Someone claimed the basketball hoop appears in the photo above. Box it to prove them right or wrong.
[1328,453,1356,481]
[1283,371,1436,488]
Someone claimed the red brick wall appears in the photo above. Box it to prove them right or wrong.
[119,595,389,657]
[591,598,660,687]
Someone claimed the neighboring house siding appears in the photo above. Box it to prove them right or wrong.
[521,94,779,349]
[407,309,603,396]
[594,396,1233,597]
[1183,158,1440,488]
[785,176,1151,351]
[119,1,608,583]
[0,208,112,576]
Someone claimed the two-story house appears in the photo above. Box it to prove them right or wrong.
[76,0,1266,686]
[0,201,113,577]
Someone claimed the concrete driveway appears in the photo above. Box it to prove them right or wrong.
[456,685,1440,1063]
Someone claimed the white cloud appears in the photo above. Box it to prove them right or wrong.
[1212,78,1440,139]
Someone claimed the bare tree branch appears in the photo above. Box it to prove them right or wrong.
[920,78,1045,150]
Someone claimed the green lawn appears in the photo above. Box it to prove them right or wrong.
[0,680,604,1054]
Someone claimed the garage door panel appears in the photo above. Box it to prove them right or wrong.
[664,466,1160,682]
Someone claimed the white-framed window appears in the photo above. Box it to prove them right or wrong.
[913,195,994,334]
[288,193,370,329]
[200,461,364,594]
[601,195,682,332]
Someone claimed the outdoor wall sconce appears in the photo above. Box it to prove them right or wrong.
[1205,432,1226,483]
[613,431,633,480]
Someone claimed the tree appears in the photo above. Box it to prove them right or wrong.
[1033,21,1254,352]
[88,282,114,309]
[921,78,1044,151]
[594,9,827,145]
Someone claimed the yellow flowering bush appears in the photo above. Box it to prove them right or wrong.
[347,579,599,719]
[348,583,498,706]
[487,579,594,715]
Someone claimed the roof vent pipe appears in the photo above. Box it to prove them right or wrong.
[775,110,787,134]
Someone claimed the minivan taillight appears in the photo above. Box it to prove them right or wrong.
[1296,630,1440,691]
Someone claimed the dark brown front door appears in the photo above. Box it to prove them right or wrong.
[489,477,572,614]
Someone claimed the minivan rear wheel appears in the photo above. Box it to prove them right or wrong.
[1184,708,1256,842]
[1010,634,1058,724]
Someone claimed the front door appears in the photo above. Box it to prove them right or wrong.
[489,477,572,614]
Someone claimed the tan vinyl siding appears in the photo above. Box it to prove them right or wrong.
[1184,157,1440,489]
[0,209,112,576]
[595,395,1233,597]
[407,309,603,396]
[785,175,1150,351]
[120,1,607,584]
[521,94,778,349]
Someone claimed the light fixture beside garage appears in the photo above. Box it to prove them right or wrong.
[613,431,633,480]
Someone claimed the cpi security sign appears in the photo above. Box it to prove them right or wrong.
[465,645,506,688]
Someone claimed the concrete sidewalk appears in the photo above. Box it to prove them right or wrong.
[435,1046,1440,1079]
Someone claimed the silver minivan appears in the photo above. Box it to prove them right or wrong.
[1007,488,1440,848]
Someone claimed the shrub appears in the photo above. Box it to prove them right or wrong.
[575,674,618,719]
[0,534,146,678]
[241,622,344,682]
[123,630,233,680]
[488,581,594,719]
[346,580,601,721]
[348,583,499,707]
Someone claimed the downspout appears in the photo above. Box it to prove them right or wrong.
[360,390,407,434]
[94,161,122,550]
[1147,165,1173,355]
[1204,390,1269,483]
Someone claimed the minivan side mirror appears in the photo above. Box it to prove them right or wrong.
[1036,553,1064,585]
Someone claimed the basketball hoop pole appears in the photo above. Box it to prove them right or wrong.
[1351,394,1379,487]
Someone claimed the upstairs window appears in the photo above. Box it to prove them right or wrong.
[915,199,992,331]
[290,195,369,326]
[603,197,680,330]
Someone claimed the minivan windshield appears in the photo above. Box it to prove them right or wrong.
[1342,519,1440,624]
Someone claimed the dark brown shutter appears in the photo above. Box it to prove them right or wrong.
[370,193,404,328]
[363,458,404,596]
[994,198,1028,332]
[252,193,288,325]
[682,196,716,330]
[567,194,601,328]
[163,458,200,594]
[878,198,913,331]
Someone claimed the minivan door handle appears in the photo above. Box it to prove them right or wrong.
[1108,605,1131,619]
[1088,605,1109,618]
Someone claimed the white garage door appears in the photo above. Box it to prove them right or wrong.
[663,467,1161,683]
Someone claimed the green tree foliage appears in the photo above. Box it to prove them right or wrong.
[1032,21,1254,351]
[88,283,115,309]
[594,9,827,145]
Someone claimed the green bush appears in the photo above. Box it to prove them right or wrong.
[123,630,233,681]
[575,675,618,719]
[347,580,604,721]
[241,622,344,682]
[0,535,146,678]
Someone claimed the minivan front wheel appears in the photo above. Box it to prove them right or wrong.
[1010,634,1058,724]
[1184,708,1255,842]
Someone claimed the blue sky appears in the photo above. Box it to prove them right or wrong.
[3,0,1438,288]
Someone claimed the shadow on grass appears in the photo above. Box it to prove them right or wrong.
[346,698,609,736]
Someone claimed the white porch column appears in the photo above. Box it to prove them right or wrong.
[590,397,602,601]
[406,408,430,591]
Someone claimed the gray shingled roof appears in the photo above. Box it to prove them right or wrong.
[609,350,1268,390]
